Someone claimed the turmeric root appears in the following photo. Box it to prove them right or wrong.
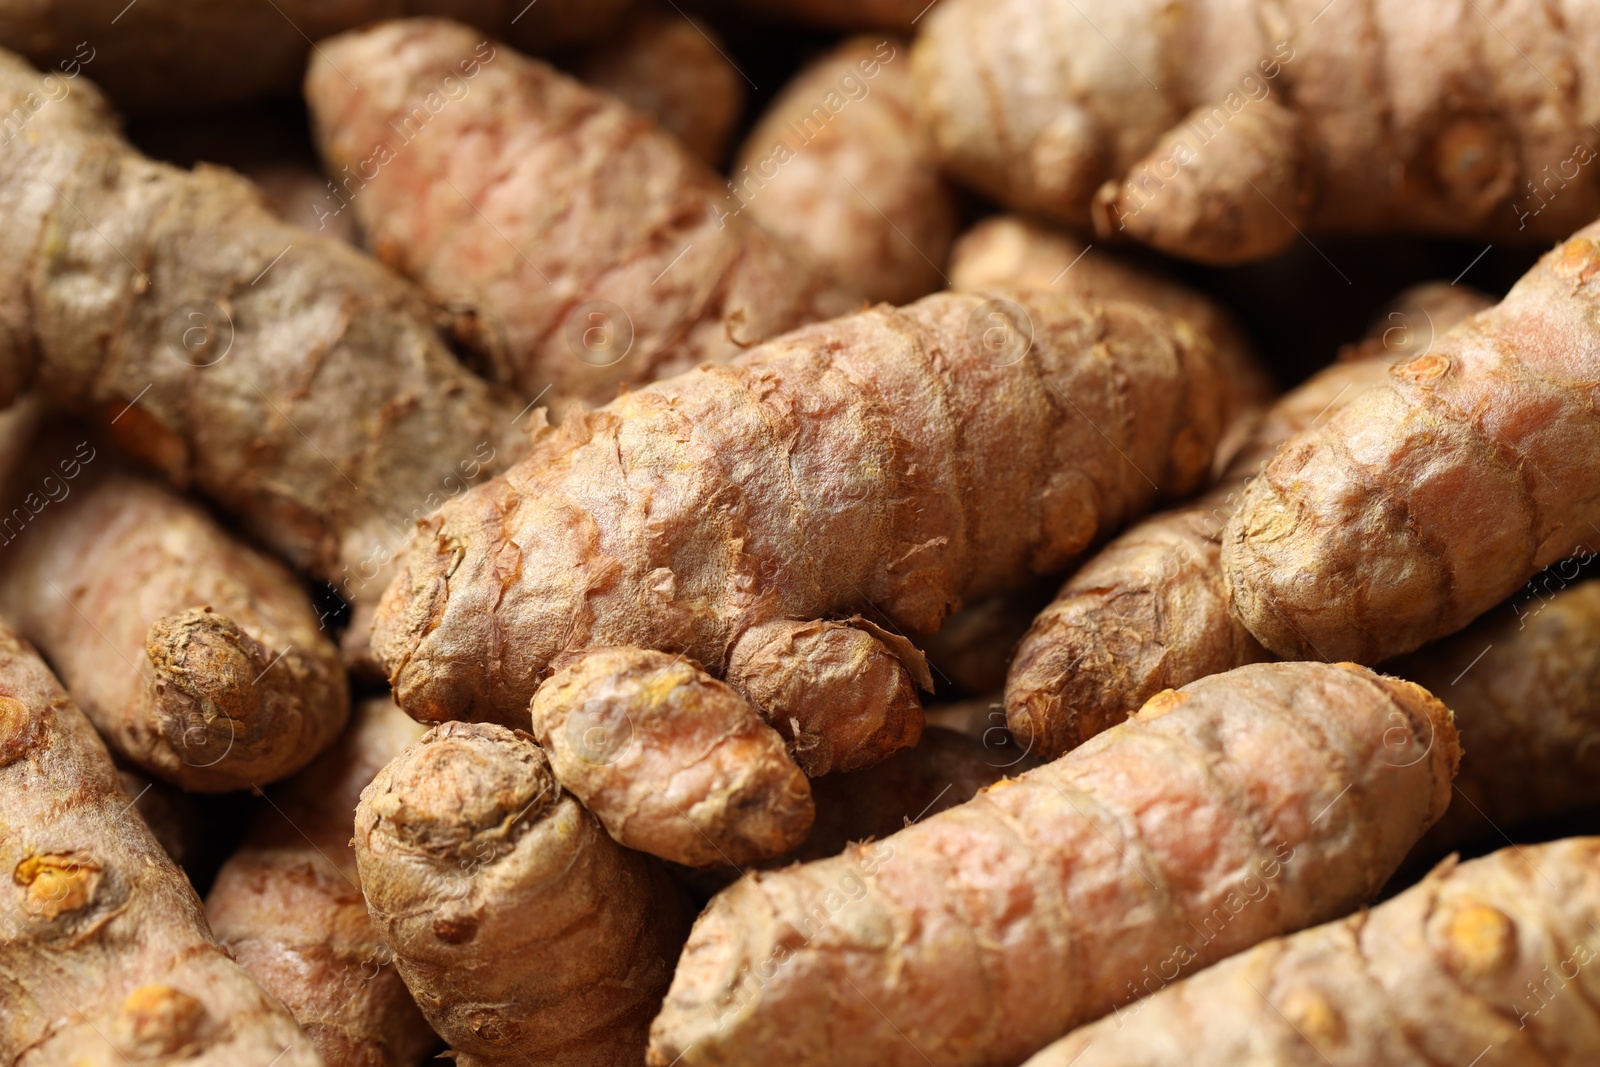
[206,697,437,1067]
[1010,282,1492,757]
[354,720,692,1067]
[571,6,746,165]
[116,767,204,871]
[530,647,815,868]
[0,48,525,662]
[373,288,1228,862]
[0,0,629,112]
[1394,577,1600,859]
[733,36,960,305]
[0,622,322,1066]
[306,19,858,406]
[648,660,1459,1067]
[914,0,1600,263]
[1224,223,1600,662]
[948,215,1268,424]
[1023,838,1600,1067]
[0,413,350,792]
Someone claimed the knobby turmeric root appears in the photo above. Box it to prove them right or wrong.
[916,0,1600,263]
[648,660,1460,1067]
[734,36,961,305]
[1394,577,1600,859]
[306,19,858,406]
[1009,282,1492,757]
[1224,223,1600,663]
[373,288,1229,861]
[0,0,629,112]
[0,410,349,792]
[0,623,323,1066]
[1024,838,1600,1067]
[354,721,693,1067]
[206,698,437,1067]
[0,48,526,666]
[571,5,746,166]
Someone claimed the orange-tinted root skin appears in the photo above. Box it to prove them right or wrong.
[531,647,814,868]
[948,215,1270,428]
[0,48,525,661]
[572,7,745,165]
[0,460,349,791]
[916,1,1600,262]
[0,0,629,112]
[372,289,1228,761]
[726,617,930,776]
[1025,838,1600,1067]
[648,661,1459,1067]
[1394,577,1600,858]
[306,19,858,406]
[1009,282,1493,758]
[0,624,323,1067]
[354,721,692,1067]
[206,698,437,1067]
[1225,226,1600,663]
[736,36,961,305]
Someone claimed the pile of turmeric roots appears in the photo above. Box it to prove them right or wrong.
[4,2,1600,1065]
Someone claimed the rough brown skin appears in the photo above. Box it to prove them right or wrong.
[306,19,858,406]
[0,49,526,669]
[0,623,323,1067]
[207,697,437,1067]
[116,767,203,871]
[531,647,815,867]
[354,721,692,1067]
[372,289,1229,798]
[734,36,961,305]
[1010,282,1494,758]
[649,661,1460,1067]
[1395,578,1600,859]
[571,6,746,166]
[915,0,1600,264]
[1224,223,1600,663]
[0,416,350,792]
[947,214,1271,450]
[1024,839,1600,1067]
[0,0,630,113]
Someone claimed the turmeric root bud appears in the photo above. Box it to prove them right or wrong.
[726,618,931,776]
[531,648,815,868]
[356,721,691,1067]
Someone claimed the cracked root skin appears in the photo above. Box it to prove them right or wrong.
[0,0,628,112]
[572,6,745,166]
[206,697,436,1067]
[1396,578,1600,859]
[648,661,1460,1067]
[306,19,859,407]
[1025,839,1600,1067]
[354,721,692,1067]
[0,624,322,1067]
[735,36,961,305]
[531,647,815,868]
[1008,282,1493,758]
[373,289,1228,756]
[915,0,1600,263]
[0,455,349,792]
[1224,225,1600,663]
[0,48,525,653]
